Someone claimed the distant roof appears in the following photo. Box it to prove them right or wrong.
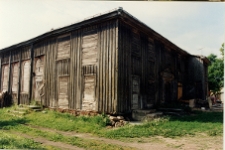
[0,7,190,56]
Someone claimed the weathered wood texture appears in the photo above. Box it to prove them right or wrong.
[82,75,96,110]
[117,21,183,111]
[11,63,19,104]
[97,21,118,113]
[33,56,45,102]
[19,46,31,104]
[1,65,9,91]
[58,76,69,108]
[185,56,206,100]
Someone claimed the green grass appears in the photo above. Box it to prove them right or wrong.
[3,124,134,150]
[0,108,133,149]
[0,131,43,149]
[25,110,109,133]
[0,107,223,140]
[103,111,223,138]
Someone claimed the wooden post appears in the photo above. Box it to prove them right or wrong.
[28,44,34,103]
[17,49,22,104]
[8,51,12,93]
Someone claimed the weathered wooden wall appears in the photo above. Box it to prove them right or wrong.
[117,20,183,112]
[117,21,160,112]
[0,19,119,113]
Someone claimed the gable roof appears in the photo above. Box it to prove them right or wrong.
[0,7,189,56]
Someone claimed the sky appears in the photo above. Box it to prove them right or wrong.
[0,1,224,58]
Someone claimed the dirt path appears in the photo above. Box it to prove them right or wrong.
[23,124,223,150]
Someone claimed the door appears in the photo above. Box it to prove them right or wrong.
[34,57,45,102]
[132,76,140,109]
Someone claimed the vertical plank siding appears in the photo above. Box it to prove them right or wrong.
[97,20,118,113]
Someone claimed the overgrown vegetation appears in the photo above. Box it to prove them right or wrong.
[207,43,224,94]
[0,107,223,149]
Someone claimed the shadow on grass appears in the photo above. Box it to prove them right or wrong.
[169,111,223,123]
[0,118,27,129]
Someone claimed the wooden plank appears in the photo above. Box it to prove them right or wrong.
[99,27,103,112]
[114,20,118,113]
[12,63,19,92]
[28,45,34,102]
[22,61,30,93]
[105,23,109,112]
[77,32,82,109]
[82,33,98,40]
[34,57,45,101]
[8,51,12,92]
[111,22,116,112]
[57,37,70,60]
[82,75,95,111]
[108,23,112,113]
[83,38,97,44]
[2,65,9,91]
[82,41,97,49]
[58,77,69,109]
[17,50,22,104]
[102,27,106,112]
[82,46,97,53]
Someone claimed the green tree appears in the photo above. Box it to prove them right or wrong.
[207,46,224,94]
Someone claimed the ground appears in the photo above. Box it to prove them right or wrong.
[1,124,222,150]
[0,107,223,150]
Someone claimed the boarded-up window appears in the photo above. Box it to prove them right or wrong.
[132,31,141,56]
[12,63,19,92]
[57,36,70,60]
[2,65,9,91]
[132,76,140,109]
[148,42,155,62]
[82,75,96,111]
[82,32,98,65]
[22,61,30,93]
[58,77,68,108]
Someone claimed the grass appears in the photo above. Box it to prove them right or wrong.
[4,124,134,150]
[0,131,43,149]
[25,110,109,133]
[0,106,223,149]
[103,111,223,138]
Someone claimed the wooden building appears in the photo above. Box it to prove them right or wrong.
[0,8,209,114]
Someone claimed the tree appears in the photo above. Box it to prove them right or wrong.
[207,45,224,95]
